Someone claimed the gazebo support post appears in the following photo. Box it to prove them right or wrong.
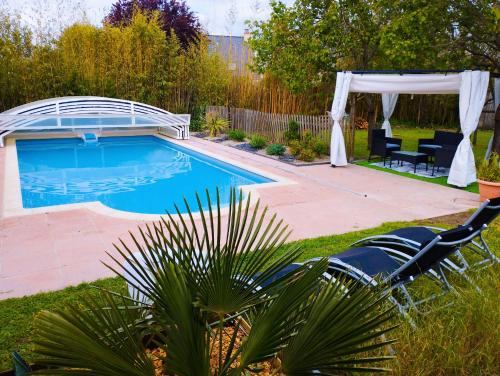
[365,94,376,150]
[348,95,357,162]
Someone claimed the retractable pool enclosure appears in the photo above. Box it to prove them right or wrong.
[0,96,191,146]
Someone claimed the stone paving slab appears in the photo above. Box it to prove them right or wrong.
[0,136,479,299]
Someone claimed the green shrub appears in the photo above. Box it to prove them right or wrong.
[298,148,316,162]
[203,111,229,137]
[298,130,329,157]
[266,143,286,156]
[477,153,500,182]
[249,134,267,149]
[189,105,205,132]
[284,119,300,143]
[302,130,313,145]
[311,139,329,156]
[288,140,302,156]
[228,129,246,141]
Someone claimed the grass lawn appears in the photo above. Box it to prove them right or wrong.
[352,126,493,193]
[0,215,498,375]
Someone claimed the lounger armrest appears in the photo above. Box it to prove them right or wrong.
[418,138,435,145]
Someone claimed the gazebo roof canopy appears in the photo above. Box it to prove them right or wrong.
[347,73,462,94]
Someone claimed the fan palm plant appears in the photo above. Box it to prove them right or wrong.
[203,111,229,137]
[33,188,397,375]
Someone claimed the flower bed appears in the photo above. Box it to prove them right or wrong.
[192,132,330,166]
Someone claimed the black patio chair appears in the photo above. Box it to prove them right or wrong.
[368,129,402,166]
[432,144,458,175]
[322,226,476,321]
[418,130,463,159]
[352,196,500,272]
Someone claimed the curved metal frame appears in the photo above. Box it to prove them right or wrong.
[0,96,190,146]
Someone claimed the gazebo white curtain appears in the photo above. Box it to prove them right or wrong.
[329,70,490,187]
[329,72,352,166]
[448,71,490,186]
[381,93,398,137]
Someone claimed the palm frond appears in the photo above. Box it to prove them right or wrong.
[106,188,303,317]
[280,277,397,375]
[235,259,330,370]
[32,292,155,375]
[151,262,210,376]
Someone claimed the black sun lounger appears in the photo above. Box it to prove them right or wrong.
[352,197,500,272]
[321,226,476,322]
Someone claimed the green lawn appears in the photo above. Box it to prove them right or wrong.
[352,126,492,193]
[0,216,498,375]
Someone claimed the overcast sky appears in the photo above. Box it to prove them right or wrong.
[3,0,294,36]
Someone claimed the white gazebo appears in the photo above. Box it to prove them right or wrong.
[329,70,490,187]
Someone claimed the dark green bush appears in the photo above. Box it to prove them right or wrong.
[266,143,286,156]
[228,129,246,142]
[284,119,300,143]
[298,148,316,162]
[249,135,267,149]
[190,105,205,132]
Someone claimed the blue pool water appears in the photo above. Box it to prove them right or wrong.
[16,136,272,214]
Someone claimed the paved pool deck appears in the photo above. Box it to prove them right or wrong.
[0,135,479,299]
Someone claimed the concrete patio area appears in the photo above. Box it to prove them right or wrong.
[0,136,479,299]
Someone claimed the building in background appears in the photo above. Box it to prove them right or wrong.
[208,30,256,76]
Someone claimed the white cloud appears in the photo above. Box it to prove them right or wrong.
[5,0,295,36]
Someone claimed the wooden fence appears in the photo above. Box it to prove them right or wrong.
[206,106,333,143]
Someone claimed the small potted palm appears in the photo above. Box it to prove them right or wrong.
[477,153,500,201]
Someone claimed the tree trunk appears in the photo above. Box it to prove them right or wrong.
[365,94,376,150]
[349,95,357,162]
[493,105,500,155]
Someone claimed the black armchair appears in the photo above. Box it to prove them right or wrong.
[418,130,463,158]
[432,145,457,175]
[369,129,402,166]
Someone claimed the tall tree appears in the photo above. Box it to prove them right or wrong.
[249,0,498,146]
[248,0,385,131]
[250,0,498,91]
[104,0,202,48]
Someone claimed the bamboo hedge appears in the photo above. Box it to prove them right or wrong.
[0,10,460,126]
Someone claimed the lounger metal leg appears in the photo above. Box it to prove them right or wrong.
[478,234,500,264]
[454,250,470,272]
[459,272,482,293]
[459,235,499,269]
[436,265,457,294]
[398,285,419,311]
[389,294,416,328]
[438,263,481,293]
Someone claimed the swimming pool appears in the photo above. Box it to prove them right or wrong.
[16,136,273,214]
